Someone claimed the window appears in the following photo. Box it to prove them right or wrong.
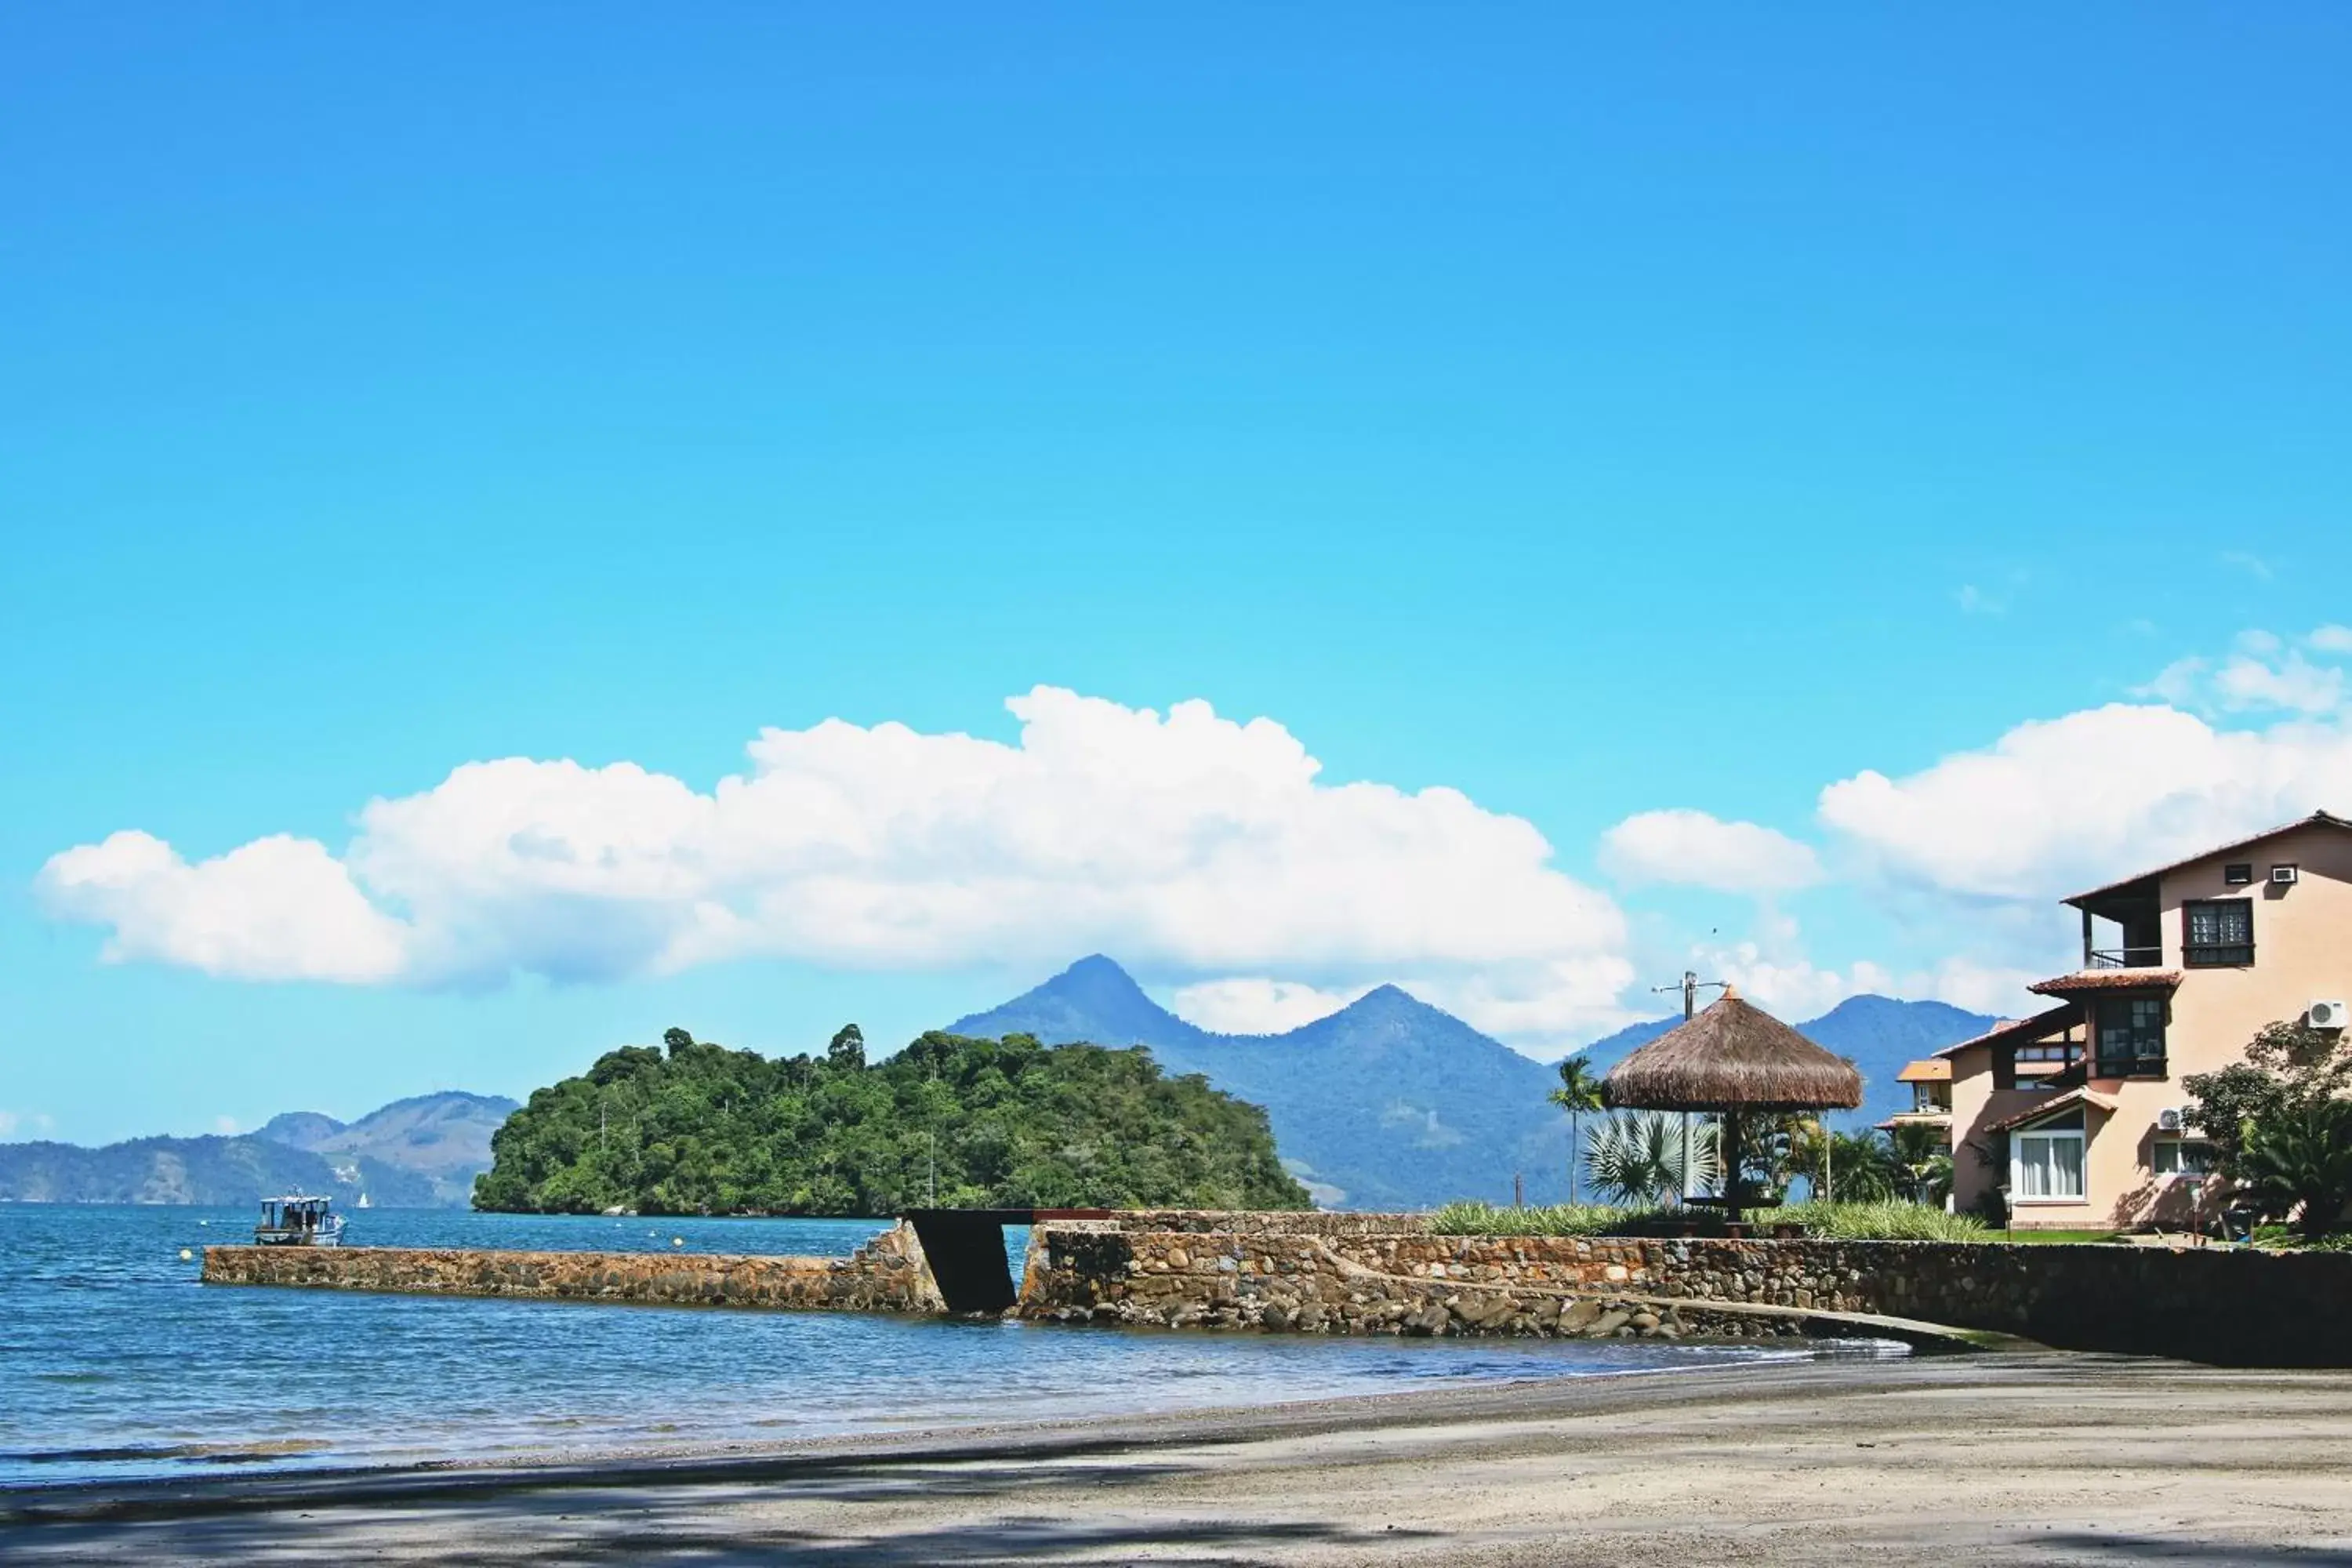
[2183,898,2254,967]
[2013,1114,2086,1202]
[2151,1139,2215,1177]
[2224,862,2254,886]
[2095,996,2168,1076]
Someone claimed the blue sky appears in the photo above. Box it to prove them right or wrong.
[6,8,2351,1143]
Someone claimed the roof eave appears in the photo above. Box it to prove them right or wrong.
[2063,810,2352,906]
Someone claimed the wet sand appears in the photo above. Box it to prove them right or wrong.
[7,1352,2352,1564]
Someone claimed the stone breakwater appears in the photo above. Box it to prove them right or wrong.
[201,1221,944,1313]
[201,1207,2352,1366]
[1022,1227,1850,1343]
[1022,1216,2352,1366]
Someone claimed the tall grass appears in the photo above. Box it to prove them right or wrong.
[1428,1198,1989,1242]
[1766,1200,1989,1242]
[1428,1201,1668,1236]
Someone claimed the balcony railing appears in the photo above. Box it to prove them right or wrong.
[2095,1054,2169,1080]
[2087,946,2165,969]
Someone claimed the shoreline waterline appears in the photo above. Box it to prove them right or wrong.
[12,1354,2352,1566]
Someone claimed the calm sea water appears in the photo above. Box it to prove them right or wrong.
[0,1206,1898,1486]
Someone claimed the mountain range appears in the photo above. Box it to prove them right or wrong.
[0,1092,517,1207]
[1,965,1994,1212]
[950,956,1994,1209]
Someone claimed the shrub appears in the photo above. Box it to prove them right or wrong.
[1428,1201,1668,1236]
[1769,1200,1990,1242]
[1428,1198,1987,1242]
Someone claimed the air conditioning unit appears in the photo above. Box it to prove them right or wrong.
[2156,1107,2185,1133]
[2310,999,2349,1031]
[2272,864,2300,885]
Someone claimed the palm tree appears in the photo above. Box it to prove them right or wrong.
[1584,1111,1721,1206]
[1887,1123,1954,1205]
[1550,1055,1605,1203]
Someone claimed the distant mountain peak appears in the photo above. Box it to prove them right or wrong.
[948,954,1207,1051]
[1039,953,1154,1004]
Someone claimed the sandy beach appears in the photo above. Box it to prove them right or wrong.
[8,1352,2352,1564]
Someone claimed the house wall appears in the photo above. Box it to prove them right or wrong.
[1951,822,2352,1229]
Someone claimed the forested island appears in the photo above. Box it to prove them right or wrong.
[472,1026,1311,1215]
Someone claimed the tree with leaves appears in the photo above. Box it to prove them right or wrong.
[1582,1110,1719,1205]
[475,1025,1310,1216]
[2185,1018,2352,1240]
[1548,1054,1605,1204]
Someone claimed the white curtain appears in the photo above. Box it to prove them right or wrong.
[2015,1132,2084,1200]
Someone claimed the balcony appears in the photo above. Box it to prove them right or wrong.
[2088,946,2165,969]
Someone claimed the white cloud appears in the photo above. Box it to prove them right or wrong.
[1599,809,1822,895]
[1690,936,2035,1022]
[2237,628,2285,657]
[2221,550,2275,581]
[1956,584,2004,616]
[0,1110,50,1141]
[2135,633,2347,718]
[1896,957,2041,1018]
[213,1116,240,1135]
[37,688,1636,1041]
[2209,651,2343,715]
[38,832,410,982]
[2311,625,2352,655]
[1819,701,2352,903]
[1171,978,1363,1035]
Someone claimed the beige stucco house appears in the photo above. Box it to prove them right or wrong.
[1936,811,2352,1231]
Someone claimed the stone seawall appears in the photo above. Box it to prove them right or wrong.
[202,1221,945,1313]
[1021,1225,2352,1365]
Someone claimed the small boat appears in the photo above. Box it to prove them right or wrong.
[254,1194,345,1247]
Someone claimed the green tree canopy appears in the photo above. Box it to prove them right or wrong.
[474,1026,1310,1216]
[2185,1018,2352,1240]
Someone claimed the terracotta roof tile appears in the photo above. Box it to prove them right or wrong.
[1985,1086,2119,1134]
[2028,969,2183,997]
[1933,1004,2080,1058]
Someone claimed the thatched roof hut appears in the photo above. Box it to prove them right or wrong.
[1603,994,1861,1113]
[1602,993,1861,1224]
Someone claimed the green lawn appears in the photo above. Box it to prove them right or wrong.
[1997,1228,2121,1244]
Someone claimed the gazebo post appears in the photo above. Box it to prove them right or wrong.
[1722,1111,1745,1227]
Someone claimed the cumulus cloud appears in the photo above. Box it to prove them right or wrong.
[1599,809,1822,895]
[2134,632,2347,717]
[38,832,411,982]
[36,688,1636,1041]
[1171,978,1364,1035]
[2210,651,2344,715]
[1690,932,2036,1022]
[1819,701,2352,903]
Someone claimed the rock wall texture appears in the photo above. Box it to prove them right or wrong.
[202,1221,945,1313]
[1021,1225,2352,1365]
[1020,1226,1829,1343]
